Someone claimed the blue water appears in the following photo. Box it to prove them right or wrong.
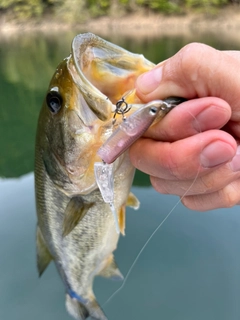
[1,174,240,320]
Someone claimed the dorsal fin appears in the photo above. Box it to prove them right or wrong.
[36,226,53,276]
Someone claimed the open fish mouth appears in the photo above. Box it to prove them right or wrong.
[68,33,154,121]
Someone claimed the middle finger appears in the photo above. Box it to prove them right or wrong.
[130,130,236,180]
[150,163,240,197]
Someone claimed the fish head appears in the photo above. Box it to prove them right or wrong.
[36,33,154,196]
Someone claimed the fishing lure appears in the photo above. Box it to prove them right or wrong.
[94,162,120,233]
[98,98,184,164]
[95,97,185,233]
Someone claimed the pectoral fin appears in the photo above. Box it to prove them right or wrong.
[99,255,123,281]
[127,192,140,210]
[36,226,53,276]
[63,197,93,237]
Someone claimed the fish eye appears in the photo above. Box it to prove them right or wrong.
[46,91,63,114]
[149,106,157,115]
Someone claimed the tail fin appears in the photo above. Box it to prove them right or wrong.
[66,294,107,320]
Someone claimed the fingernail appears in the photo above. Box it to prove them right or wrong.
[200,141,235,168]
[230,145,240,172]
[136,66,163,95]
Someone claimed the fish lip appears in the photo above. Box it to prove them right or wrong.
[69,33,113,122]
[67,57,113,122]
[70,32,154,123]
[60,33,155,131]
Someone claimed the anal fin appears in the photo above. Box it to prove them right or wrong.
[36,226,53,276]
[98,254,123,281]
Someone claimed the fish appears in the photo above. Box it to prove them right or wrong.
[34,32,156,320]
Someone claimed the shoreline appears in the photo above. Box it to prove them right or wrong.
[86,8,240,39]
[1,7,240,40]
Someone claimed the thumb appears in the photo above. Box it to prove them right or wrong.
[136,43,240,122]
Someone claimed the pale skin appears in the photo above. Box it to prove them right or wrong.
[130,43,240,211]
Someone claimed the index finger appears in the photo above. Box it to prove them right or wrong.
[145,96,231,141]
[129,129,236,180]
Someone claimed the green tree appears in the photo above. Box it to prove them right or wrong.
[185,0,228,7]
[135,0,183,13]
[0,0,44,19]
[0,0,236,21]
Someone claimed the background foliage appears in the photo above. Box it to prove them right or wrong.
[0,0,239,21]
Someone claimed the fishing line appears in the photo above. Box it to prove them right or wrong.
[104,169,201,307]
[103,108,202,307]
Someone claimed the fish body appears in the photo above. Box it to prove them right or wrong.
[35,33,154,320]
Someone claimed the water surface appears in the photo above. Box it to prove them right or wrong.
[1,30,240,320]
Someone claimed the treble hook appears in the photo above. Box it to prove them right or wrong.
[112,97,132,124]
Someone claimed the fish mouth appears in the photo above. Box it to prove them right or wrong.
[68,33,154,122]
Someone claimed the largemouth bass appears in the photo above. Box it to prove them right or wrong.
[35,33,155,320]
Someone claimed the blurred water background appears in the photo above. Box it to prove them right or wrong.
[1,28,240,320]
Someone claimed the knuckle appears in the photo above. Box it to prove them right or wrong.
[150,176,169,194]
[198,175,216,193]
[162,149,182,180]
[153,142,182,180]
[181,195,199,210]
[181,194,214,211]
[177,43,216,96]
[178,43,203,80]
[162,146,198,181]
[221,182,240,208]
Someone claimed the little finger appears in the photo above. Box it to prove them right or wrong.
[181,178,240,211]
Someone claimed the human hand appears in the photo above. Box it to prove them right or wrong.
[130,43,240,211]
